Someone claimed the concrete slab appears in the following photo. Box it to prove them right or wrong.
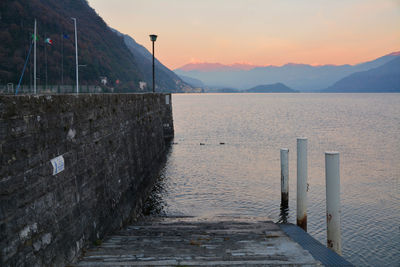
[75,217,323,266]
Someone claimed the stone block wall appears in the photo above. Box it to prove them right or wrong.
[0,93,173,266]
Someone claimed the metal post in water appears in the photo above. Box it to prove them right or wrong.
[280,148,289,205]
[297,137,308,231]
[325,151,342,255]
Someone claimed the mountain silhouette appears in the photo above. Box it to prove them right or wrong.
[179,62,262,72]
[244,83,298,93]
[174,52,400,91]
[178,74,205,88]
[324,57,400,92]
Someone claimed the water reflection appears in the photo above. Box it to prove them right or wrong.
[142,145,172,217]
[278,201,289,224]
[148,94,400,266]
[142,175,167,216]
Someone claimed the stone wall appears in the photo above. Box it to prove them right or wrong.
[0,93,174,266]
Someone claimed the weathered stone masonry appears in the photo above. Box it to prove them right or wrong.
[0,93,174,266]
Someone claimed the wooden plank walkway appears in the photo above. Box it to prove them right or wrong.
[75,217,323,266]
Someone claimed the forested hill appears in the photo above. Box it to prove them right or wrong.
[0,0,144,91]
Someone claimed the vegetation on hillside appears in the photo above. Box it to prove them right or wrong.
[0,0,144,91]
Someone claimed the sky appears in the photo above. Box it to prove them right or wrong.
[87,0,400,69]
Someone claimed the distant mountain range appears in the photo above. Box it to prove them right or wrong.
[324,57,400,92]
[179,62,263,72]
[175,52,400,92]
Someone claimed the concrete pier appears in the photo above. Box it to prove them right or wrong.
[75,217,352,266]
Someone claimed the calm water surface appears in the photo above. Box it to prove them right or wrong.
[151,93,399,266]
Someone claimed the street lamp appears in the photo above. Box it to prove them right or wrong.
[149,34,157,93]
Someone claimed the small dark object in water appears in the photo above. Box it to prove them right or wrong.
[200,143,205,145]
[219,142,225,145]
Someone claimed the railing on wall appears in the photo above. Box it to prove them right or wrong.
[0,85,113,95]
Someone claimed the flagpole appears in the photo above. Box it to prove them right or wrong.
[45,33,48,91]
[61,34,64,86]
[34,19,37,94]
[72,17,79,94]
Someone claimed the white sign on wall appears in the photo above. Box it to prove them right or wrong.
[165,95,170,105]
[50,155,65,175]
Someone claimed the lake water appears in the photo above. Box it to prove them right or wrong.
[149,93,400,266]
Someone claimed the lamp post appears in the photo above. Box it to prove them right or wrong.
[149,34,157,93]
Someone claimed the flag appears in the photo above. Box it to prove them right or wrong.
[32,34,39,41]
[63,33,69,39]
[45,38,53,45]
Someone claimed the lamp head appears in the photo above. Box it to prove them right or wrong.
[149,34,158,42]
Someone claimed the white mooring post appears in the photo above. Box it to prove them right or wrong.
[297,138,308,231]
[280,148,289,204]
[325,151,342,255]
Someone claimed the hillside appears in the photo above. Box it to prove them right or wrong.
[174,52,400,91]
[0,0,144,91]
[244,83,298,93]
[115,30,192,92]
[178,74,205,88]
[205,88,239,93]
[324,57,400,92]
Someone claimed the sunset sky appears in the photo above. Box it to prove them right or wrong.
[87,0,400,69]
